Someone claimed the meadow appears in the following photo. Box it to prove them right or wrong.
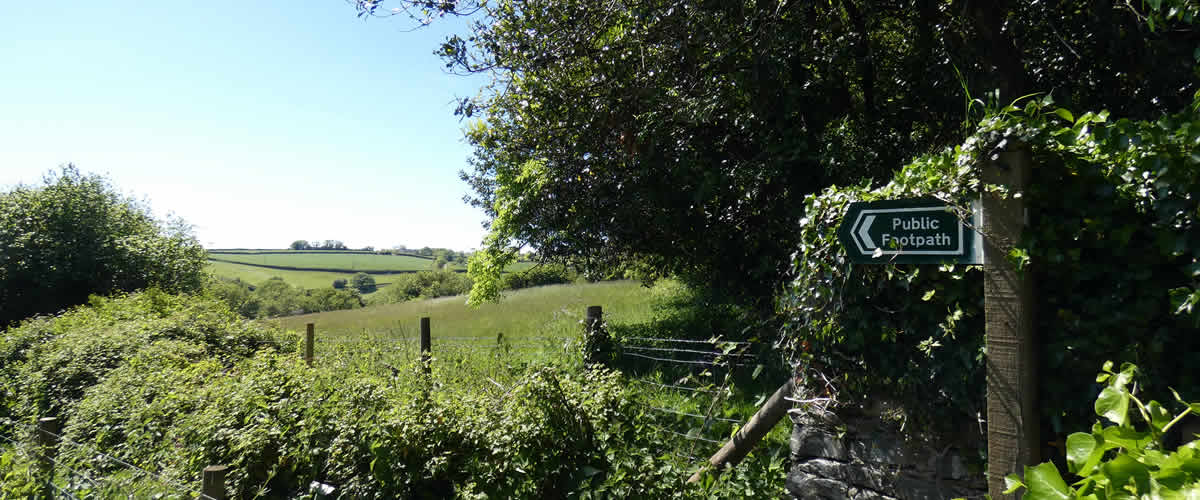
[279,279,793,475]
[206,260,398,290]
[208,250,452,272]
[206,250,537,291]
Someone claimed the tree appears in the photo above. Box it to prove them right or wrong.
[332,278,347,289]
[290,240,312,250]
[354,0,1198,306]
[351,272,377,294]
[0,166,208,327]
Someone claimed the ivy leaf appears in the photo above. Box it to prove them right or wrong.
[1023,462,1072,500]
[1101,454,1151,494]
[1054,108,1075,123]
[1096,386,1130,427]
[1066,432,1104,476]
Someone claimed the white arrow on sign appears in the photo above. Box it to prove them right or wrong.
[857,214,876,249]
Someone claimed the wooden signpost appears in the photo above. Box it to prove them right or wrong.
[837,148,1034,499]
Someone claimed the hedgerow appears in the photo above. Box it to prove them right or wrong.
[777,91,1200,439]
[1,289,786,498]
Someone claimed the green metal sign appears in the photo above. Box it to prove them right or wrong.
[837,198,982,264]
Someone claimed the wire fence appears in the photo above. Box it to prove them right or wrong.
[0,419,218,499]
[612,332,790,469]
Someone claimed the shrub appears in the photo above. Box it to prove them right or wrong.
[0,166,208,328]
[332,278,347,289]
[501,265,575,290]
[351,272,377,294]
[368,271,473,305]
[0,290,293,425]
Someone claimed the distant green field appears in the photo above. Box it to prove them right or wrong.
[276,280,663,338]
[206,261,397,290]
[207,253,538,290]
[209,251,456,272]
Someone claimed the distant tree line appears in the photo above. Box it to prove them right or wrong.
[209,276,363,319]
[289,240,348,250]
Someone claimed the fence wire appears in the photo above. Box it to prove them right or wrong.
[1,420,217,500]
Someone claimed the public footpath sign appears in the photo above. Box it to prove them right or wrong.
[837,198,983,264]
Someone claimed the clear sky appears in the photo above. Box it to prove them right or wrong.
[0,1,490,251]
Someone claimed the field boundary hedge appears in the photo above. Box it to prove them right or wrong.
[206,258,465,275]
[209,249,434,260]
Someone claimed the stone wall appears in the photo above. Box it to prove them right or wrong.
[786,405,988,500]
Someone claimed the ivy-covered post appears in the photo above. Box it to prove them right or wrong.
[202,465,228,500]
[582,305,612,365]
[983,145,1038,498]
[304,323,315,367]
[420,317,431,377]
[36,417,59,499]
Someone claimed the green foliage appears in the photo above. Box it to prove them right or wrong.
[779,91,1200,436]
[0,165,208,328]
[1005,362,1200,499]
[501,264,575,291]
[350,272,377,294]
[332,278,347,289]
[368,270,473,305]
[206,277,362,319]
[0,289,292,426]
[0,280,792,498]
[361,0,1198,309]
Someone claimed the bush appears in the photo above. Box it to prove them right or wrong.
[501,265,575,290]
[351,272,377,294]
[368,271,473,305]
[0,166,208,328]
[0,289,292,425]
[207,277,361,319]
[332,278,347,289]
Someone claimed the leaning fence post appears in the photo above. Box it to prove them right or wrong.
[36,417,59,499]
[304,323,315,367]
[420,317,431,377]
[202,465,228,500]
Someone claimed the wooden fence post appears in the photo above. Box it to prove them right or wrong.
[36,417,59,499]
[583,306,611,365]
[305,323,315,367]
[202,465,228,500]
[983,146,1038,498]
[687,379,795,484]
[420,317,431,377]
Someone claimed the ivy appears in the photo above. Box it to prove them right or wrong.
[777,90,1200,439]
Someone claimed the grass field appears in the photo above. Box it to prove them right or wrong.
[206,250,538,290]
[274,279,792,471]
[276,280,663,338]
[206,261,399,290]
[209,251,455,272]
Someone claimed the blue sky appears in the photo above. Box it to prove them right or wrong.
[0,1,490,251]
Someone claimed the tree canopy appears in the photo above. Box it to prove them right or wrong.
[0,166,208,327]
[355,0,1199,305]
